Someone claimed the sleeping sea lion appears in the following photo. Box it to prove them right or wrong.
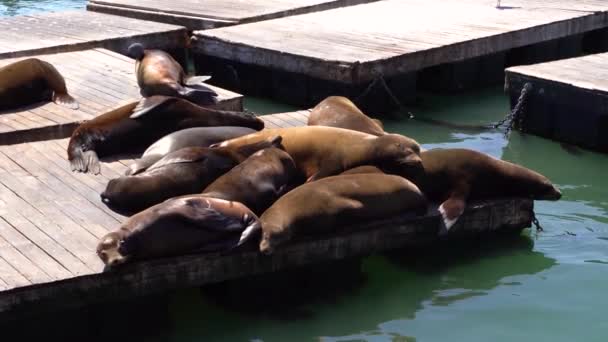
[258,174,428,255]
[128,43,217,106]
[0,58,78,110]
[212,126,422,182]
[97,195,260,267]
[307,96,385,136]
[67,96,264,174]
[202,147,299,215]
[101,135,283,213]
[398,148,562,231]
[340,165,385,175]
[126,126,256,176]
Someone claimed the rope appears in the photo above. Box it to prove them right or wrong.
[354,73,414,118]
[494,82,533,138]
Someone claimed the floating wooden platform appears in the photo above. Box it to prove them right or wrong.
[0,49,242,144]
[193,0,608,108]
[0,10,187,59]
[87,0,379,30]
[505,53,608,151]
[0,134,533,319]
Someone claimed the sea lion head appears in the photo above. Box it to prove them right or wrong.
[96,232,129,267]
[371,133,423,176]
[101,177,149,212]
[529,176,562,201]
[127,43,145,60]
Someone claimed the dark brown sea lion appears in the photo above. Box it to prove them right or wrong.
[307,96,385,136]
[212,126,422,182]
[67,96,264,174]
[126,126,257,176]
[128,43,217,106]
[202,147,299,215]
[258,174,428,254]
[101,135,282,213]
[399,148,562,231]
[0,58,78,110]
[97,195,260,267]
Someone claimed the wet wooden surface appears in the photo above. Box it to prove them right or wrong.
[0,10,187,59]
[0,49,243,144]
[194,0,608,84]
[505,52,608,151]
[87,0,379,30]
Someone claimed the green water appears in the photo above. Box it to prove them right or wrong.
[162,88,608,341]
[0,0,84,16]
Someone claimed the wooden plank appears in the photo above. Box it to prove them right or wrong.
[0,11,187,59]
[0,197,534,319]
[194,0,608,84]
[87,0,380,30]
[505,52,608,151]
[0,49,243,145]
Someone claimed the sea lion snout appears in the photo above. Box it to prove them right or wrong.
[539,184,562,201]
[96,233,127,267]
[127,43,145,60]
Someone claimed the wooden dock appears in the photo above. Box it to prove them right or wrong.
[0,10,187,59]
[0,49,242,144]
[193,0,608,108]
[0,136,533,319]
[505,52,608,152]
[87,0,379,30]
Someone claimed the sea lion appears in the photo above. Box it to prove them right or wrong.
[128,43,217,105]
[67,96,264,174]
[340,165,385,175]
[97,195,260,267]
[399,148,562,231]
[0,58,78,110]
[101,135,282,213]
[212,126,422,182]
[202,147,299,215]
[258,174,428,255]
[125,126,256,176]
[307,96,385,136]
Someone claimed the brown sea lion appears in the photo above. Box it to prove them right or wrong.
[67,96,264,174]
[97,195,260,267]
[202,147,299,215]
[101,135,282,213]
[399,148,562,231]
[212,126,422,182]
[0,58,78,110]
[307,96,385,136]
[128,43,217,106]
[340,165,385,175]
[126,126,257,176]
[258,174,428,255]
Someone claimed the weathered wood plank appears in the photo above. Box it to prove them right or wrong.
[194,0,608,84]
[505,52,608,151]
[0,49,243,145]
[87,0,380,30]
[0,11,187,59]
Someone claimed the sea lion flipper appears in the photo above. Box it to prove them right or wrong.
[53,93,79,110]
[184,75,212,86]
[70,149,101,175]
[236,220,261,247]
[372,118,384,130]
[180,86,219,106]
[130,96,176,119]
[125,155,162,176]
[438,196,466,232]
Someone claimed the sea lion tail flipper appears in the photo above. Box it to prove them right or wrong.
[236,220,262,247]
[70,149,101,175]
[181,86,219,106]
[53,93,79,110]
[438,197,466,233]
[130,96,176,119]
[185,75,212,86]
